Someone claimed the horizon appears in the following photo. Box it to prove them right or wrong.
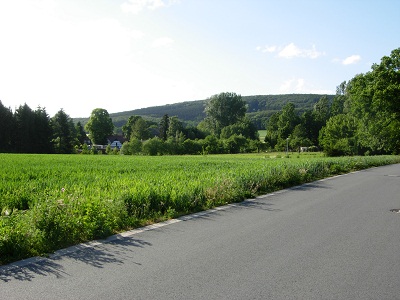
[0,0,398,118]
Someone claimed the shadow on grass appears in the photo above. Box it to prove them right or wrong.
[0,237,152,283]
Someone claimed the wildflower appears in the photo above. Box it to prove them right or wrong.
[61,188,65,193]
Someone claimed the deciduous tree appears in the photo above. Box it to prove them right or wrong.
[85,108,114,145]
[346,47,400,154]
[204,92,247,135]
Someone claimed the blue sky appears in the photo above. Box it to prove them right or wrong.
[0,0,398,117]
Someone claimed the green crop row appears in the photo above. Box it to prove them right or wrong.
[1,153,399,265]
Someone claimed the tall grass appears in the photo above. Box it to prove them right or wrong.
[1,153,399,265]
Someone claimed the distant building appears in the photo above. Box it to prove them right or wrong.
[107,135,126,149]
[83,135,126,150]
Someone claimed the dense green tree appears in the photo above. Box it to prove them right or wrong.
[33,107,53,153]
[121,138,143,155]
[202,135,224,154]
[51,109,76,154]
[165,134,185,155]
[122,115,141,140]
[300,110,318,145]
[222,134,248,154]
[220,118,259,140]
[142,137,165,155]
[182,139,202,155]
[14,104,36,153]
[204,92,247,135]
[346,48,400,154]
[167,116,183,139]
[289,124,312,152]
[319,114,358,156]
[131,117,151,140]
[277,102,299,139]
[159,114,169,141]
[0,101,15,152]
[196,120,212,136]
[311,95,331,145]
[331,81,348,117]
[183,126,206,140]
[85,108,114,144]
[75,121,87,145]
[313,96,330,121]
[130,138,143,154]
[264,112,280,149]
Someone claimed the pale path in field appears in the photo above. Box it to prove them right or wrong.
[1,164,400,299]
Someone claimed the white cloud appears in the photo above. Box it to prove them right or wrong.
[278,43,324,59]
[278,43,302,58]
[121,0,177,14]
[257,43,324,59]
[152,36,174,48]
[342,55,361,65]
[280,78,333,94]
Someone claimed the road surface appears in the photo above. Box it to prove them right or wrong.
[1,164,400,299]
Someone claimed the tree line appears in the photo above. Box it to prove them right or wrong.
[0,104,87,154]
[0,92,261,155]
[266,48,399,156]
[1,48,398,156]
[119,92,261,155]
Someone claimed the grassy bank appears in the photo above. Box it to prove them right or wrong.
[1,153,399,265]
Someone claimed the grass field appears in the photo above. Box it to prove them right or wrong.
[1,153,399,265]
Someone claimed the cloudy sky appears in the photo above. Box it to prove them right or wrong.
[0,0,398,117]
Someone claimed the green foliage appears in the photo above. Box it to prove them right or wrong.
[167,116,184,139]
[131,117,151,140]
[105,144,112,154]
[75,121,87,146]
[122,115,141,140]
[290,124,312,152]
[278,102,300,139]
[142,137,165,155]
[51,109,76,154]
[81,143,90,154]
[319,114,358,156]
[13,104,53,153]
[204,92,247,135]
[85,108,114,144]
[0,153,399,265]
[342,47,400,155]
[220,118,259,140]
[89,94,332,131]
[0,101,14,152]
[159,114,170,140]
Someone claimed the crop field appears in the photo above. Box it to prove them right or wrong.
[1,153,400,265]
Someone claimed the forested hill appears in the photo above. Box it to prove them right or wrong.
[75,94,334,130]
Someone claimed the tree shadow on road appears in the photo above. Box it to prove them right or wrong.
[0,237,152,283]
[236,200,282,212]
[289,181,331,191]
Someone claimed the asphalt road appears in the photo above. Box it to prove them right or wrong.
[1,164,400,299]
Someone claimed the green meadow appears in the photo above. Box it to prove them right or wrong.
[1,153,399,265]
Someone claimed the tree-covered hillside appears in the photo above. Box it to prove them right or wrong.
[74,94,334,130]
